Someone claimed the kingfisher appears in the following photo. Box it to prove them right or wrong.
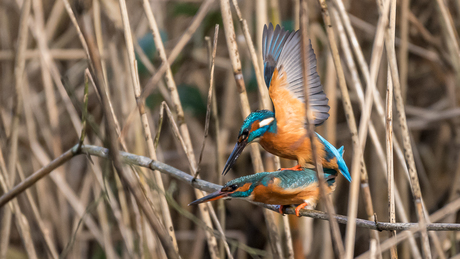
[190,167,339,216]
[221,24,351,182]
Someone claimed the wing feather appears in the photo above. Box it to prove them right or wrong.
[265,24,330,126]
[262,24,294,88]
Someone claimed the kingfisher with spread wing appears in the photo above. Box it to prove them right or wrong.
[222,24,351,182]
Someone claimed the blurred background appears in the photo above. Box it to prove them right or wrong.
[1,0,460,258]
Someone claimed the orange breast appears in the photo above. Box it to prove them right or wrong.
[250,178,336,206]
[260,130,333,169]
[251,178,319,205]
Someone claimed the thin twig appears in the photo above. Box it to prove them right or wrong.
[196,25,219,179]
[4,144,460,233]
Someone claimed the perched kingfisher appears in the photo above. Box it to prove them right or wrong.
[191,167,339,216]
[221,24,351,182]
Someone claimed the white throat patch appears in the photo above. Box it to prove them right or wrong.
[259,117,274,127]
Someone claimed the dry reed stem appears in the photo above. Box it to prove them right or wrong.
[80,10,178,257]
[330,2,421,257]
[385,0,397,257]
[92,183,117,259]
[141,0,215,99]
[118,0,178,252]
[140,1,221,257]
[329,7,384,258]
[230,1,294,255]
[196,25,219,178]
[301,1,344,258]
[220,0,283,256]
[320,0,382,256]
[44,0,64,40]
[219,0,261,155]
[256,0,267,75]
[0,49,87,60]
[399,0,410,101]
[158,102,222,258]
[30,0,73,243]
[331,1,426,215]
[16,157,59,259]
[88,146,135,256]
[332,0,434,257]
[345,0,390,256]
[20,22,82,135]
[1,0,31,256]
[435,0,460,60]
[357,197,460,258]
[0,153,38,259]
[375,0,432,256]
[87,36,180,259]
[206,202,234,259]
[157,103,194,171]
[30,143,107,246]
[32,0,61,158]
[205,35,227,258]
[230,0,271,110]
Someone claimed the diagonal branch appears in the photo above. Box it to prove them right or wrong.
[4,144,460,234]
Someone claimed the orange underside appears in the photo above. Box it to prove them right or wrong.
[251,177,334,206]
[263,68,339,171]
[260,131,339,171]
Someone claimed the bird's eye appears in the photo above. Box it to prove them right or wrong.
[222,184,239,192]
[239,129,249,142]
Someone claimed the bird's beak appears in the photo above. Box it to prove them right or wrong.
[222,141,248,175]
[188,190,229,205]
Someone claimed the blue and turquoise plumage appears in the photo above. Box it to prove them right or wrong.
[315,133,351,182]
[221,23,351,184]
[192,167,339,216]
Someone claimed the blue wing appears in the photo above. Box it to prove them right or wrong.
[262,23,330,126]
[262,24,292,87]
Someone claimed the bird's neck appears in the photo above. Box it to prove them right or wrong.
[267,118,277,134]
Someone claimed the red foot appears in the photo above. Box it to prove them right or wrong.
[278,205,285,215]
[279,165,302,171]
[295,203,309,217]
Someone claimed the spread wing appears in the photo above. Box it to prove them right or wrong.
[262,24,330,126]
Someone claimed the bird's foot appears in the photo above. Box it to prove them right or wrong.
[278,205,285,215]
[295,203,308,217]
[279,165,302,171]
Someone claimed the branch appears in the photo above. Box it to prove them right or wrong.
[2,144,460,233]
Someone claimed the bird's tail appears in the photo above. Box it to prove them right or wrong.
[315,133,352,182]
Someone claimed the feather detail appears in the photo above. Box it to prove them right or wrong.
[262,24,293,87]
[315,133,351,182]
[263,23,330,126]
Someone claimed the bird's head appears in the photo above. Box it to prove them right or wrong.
[189,178,256,205]
[222,110,276,175]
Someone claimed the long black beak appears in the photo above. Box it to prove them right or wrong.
[222,141,248,175]
[188,190,228,205]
